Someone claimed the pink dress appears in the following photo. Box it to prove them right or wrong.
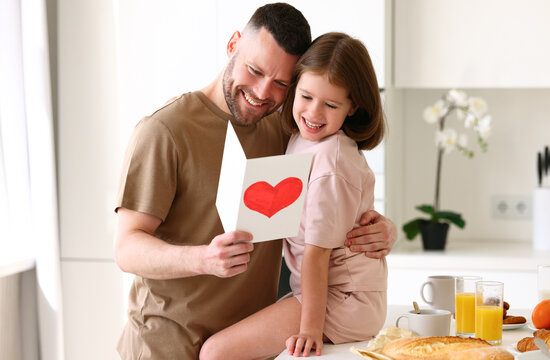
[283,130,387,344]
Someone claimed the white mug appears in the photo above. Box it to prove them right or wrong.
[420,275,455,313]
[396,309,451,336]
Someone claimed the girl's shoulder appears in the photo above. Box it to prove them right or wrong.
[289,132,371,183]
[288,131,353,155]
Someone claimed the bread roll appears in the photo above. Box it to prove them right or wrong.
[447,347,513,360]
[382,336,491,360]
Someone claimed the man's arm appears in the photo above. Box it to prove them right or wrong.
[114,207,254,279]
[345,210,397,259]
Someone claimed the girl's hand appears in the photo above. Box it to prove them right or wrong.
[285,332,323,357]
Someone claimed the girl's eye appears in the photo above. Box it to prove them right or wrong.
[301,94,312,100]
[326,103,337,109]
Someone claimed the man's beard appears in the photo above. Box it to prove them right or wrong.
[222,55,275,125]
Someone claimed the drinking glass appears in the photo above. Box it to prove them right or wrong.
[538,265,550,301]
[475,281,503,345]
[455,276,481,337]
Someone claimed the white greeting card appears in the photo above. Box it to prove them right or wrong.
[216,124,313,242]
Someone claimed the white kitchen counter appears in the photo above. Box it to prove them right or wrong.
[387,239,550,271]
[385,239,549,309]
[275,305,538,360]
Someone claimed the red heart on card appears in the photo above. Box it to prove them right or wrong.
[243,177,303,218]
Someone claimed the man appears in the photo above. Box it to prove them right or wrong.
[114,3,396,359]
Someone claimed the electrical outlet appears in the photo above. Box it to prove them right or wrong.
[491,195,532,219]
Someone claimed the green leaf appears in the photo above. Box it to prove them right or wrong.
[436,211,466,228]
[402,219,421,240]
[416,204,435,216]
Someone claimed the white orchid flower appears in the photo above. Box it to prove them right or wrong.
[468,97,488,118]
[464,113,477,128]
[423,99,447,124]
[446,89,468,107]
[435,128,457,153]
[476,115,492,139]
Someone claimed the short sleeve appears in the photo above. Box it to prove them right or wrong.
[303,174,362,249]
[115,118,179,222]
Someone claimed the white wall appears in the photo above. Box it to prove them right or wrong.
[396,89,550,242]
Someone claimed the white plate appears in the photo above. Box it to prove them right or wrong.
[527,323,541,331]
[503,322,527,330]
[516,350,548,360]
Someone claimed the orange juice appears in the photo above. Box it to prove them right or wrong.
[475,305,503,343]
[455,292,475,334]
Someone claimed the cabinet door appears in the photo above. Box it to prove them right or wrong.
[216,0,385,87]
[394,0,550,88]
[62,261,128,360]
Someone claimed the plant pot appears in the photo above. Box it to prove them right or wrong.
[418,220,449,250]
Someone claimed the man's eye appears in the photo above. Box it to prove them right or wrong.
[248,66,261,75]
[275,81,288,88]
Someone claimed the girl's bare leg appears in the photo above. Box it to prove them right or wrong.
[200,296,301,360]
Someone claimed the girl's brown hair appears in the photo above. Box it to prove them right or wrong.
[280,32,385,150]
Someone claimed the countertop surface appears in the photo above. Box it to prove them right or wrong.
[275,305,539,359]
[386,239,550,271]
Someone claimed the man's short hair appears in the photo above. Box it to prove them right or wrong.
[246,2,311,56]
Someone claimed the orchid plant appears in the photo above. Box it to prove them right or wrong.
[403,89,492,240]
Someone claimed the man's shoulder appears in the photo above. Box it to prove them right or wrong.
[149,92,204,122]
[139,91,227,132]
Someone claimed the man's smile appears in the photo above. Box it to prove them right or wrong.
[243,90,266,107]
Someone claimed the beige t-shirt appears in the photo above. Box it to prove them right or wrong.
[115,91,288,359]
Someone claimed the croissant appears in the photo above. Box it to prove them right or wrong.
[517,329,550,352]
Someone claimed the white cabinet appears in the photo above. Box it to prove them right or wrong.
[62,261,127,360]
[58,0,120,259]
[394,0,550,88]
[216,0,385,87]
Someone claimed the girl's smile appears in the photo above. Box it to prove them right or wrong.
[292,72,357,142]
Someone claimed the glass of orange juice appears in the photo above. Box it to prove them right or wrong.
[475,281,503,345]
[455,276,481,337]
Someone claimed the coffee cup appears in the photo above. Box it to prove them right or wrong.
[420,275,455,313]
[395,309,451,336]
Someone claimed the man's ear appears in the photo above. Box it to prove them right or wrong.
[226,31,241,57]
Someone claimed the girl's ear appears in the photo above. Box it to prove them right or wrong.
[226,31,241,57]
[348,103,359,116]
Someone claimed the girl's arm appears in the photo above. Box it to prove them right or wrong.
[286,244,332,357]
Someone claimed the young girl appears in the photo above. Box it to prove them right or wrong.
[200,32,387,360]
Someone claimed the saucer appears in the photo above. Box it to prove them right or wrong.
[503,322,526,330]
